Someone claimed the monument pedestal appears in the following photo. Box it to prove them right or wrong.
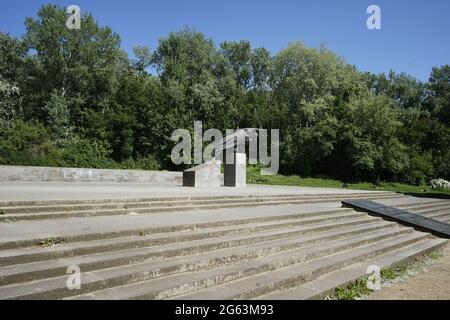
[224,153,246,187]
[183,160,221,187]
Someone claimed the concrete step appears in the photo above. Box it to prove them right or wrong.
[416,211,450,220]
[2,201,332,221]
[1,196,327,214]
[0,207,362,250]
[0,222,404,299]
[253,237,448,300]
[0,196,189,208]
[409,206,450,216]
[429,214,450,224]
[68,231,428,300]
[403,207,450,223]
[0,220,397,288]
[393,203,450,221]
[1,192,445,301]
[0,216,382,281]
[0,206,366,250]
[62,228,416,300]
[169,232,433,300]
[192,192,398,200]
[0,194,402,222]
[0,209,364,265]
[0,193,399,214]
[0,192,398,208]
[396,201,450,211]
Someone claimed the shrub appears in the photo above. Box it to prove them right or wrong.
[0,120,63,166]
[118,155,161,171]
[61,137,116,169]
[402,153,434,186]
[429,178,450,190]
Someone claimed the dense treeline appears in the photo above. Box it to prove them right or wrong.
[1,5,449,184]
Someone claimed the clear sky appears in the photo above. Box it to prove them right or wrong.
[1,0,449,81]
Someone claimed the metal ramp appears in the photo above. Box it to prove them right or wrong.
[342,199,450,238]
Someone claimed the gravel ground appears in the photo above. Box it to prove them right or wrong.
[366,244,450,300]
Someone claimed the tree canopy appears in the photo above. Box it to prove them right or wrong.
[1,4,449,184]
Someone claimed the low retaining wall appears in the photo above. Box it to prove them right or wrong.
[0,165,182,184]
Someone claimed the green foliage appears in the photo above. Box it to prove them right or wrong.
[364,71,425,109]
[132,46,152,74]
[60,137,115,169]
[0,76,21,127]
[334,279,373,300]
[0,32,27,83]
[43,91,71,142]
[118,155,161,171]
[0,4,449,184]
[246,166,450,197]
[427,65,450,124]
[381,265,409,281]
[22,4,122,143]
[381,250,444,282]
[39,237,65,247]
[346,94,408,182]
[0,120,64,167]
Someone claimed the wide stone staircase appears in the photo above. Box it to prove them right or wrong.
[0,192,448,300]
[0,191,403,222]
[394,201,450,224]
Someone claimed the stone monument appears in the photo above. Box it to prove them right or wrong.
[217,128,257,188]
[224,152,246,187]
[182,160,221,187]
[182,128,258,188]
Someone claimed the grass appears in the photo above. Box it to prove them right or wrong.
[39,236,65,247]
[381,264,409,280]
[247,166,450,198]
[334,279,373,300]
[381,250,444,281]
[0,209,5,215]
[329,249,446,300]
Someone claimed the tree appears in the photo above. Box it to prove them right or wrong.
[132,46,152,75]
[220,41,253,90]
[364,71,425,109]
[426,65,450,125]
[250,47,272,91]
[270,42,367,174]
[0,77,21,127]
[43,91,71,143]
[0,32,27,126]
[0,120,63,166]
[1,4,449,184]
[23,4,122,137]
[0,32,27,83]
[347,95,408,182]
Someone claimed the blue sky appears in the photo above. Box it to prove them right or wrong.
[1,0,449,81]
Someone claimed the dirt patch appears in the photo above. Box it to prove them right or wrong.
[366,244,450,300]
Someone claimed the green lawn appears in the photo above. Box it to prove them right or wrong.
[247,166,450,199]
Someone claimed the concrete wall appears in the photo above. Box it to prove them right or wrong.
[0,165,182,184]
